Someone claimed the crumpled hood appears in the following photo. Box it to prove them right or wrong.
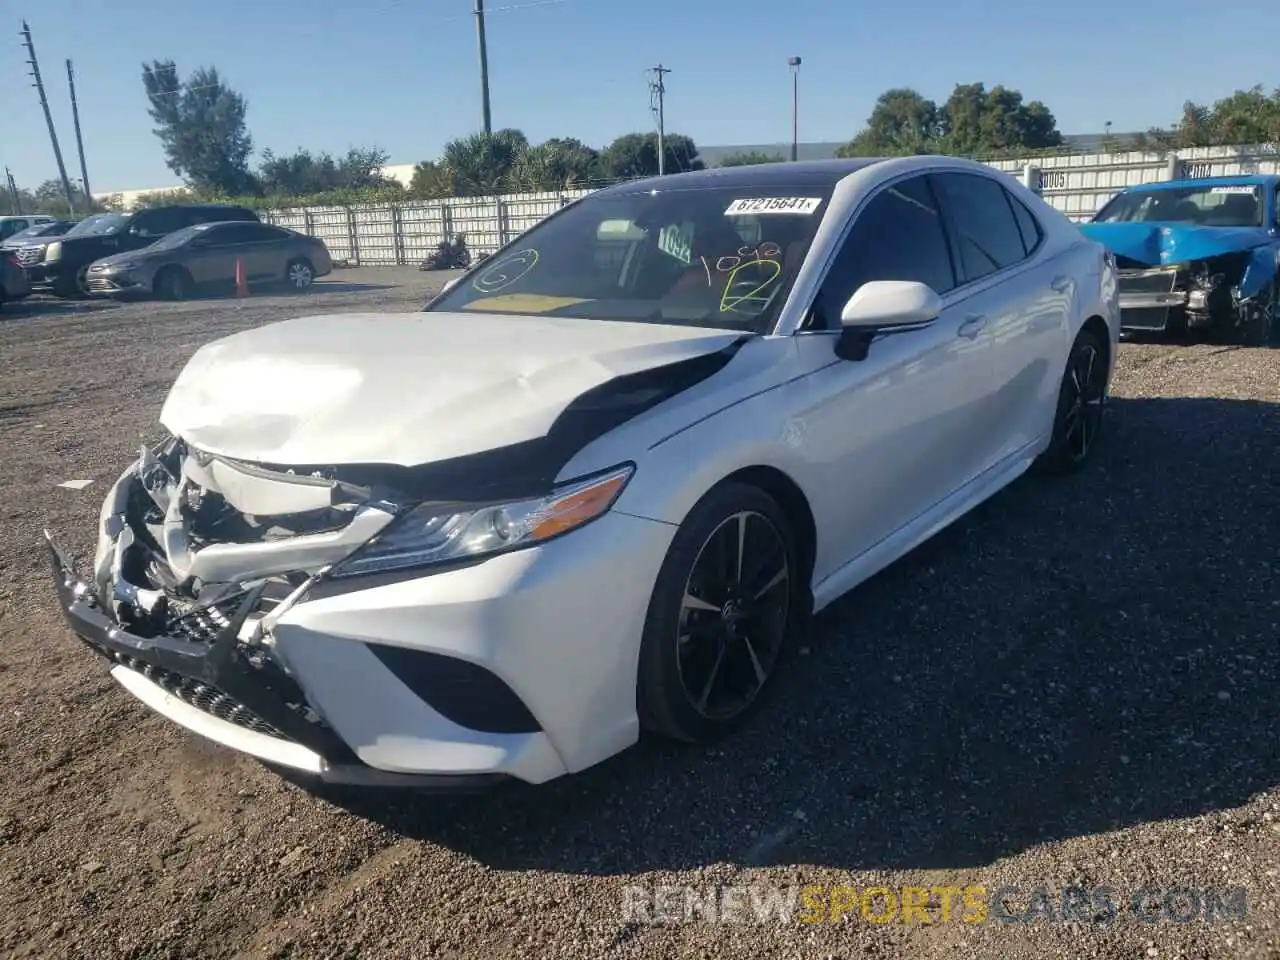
[1078,221,1274,267]
[160,311,745,467]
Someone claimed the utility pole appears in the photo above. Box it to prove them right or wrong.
[474,0,492,134]
[788,57,802,162]
[66,59,92,202]
[649,65,670,175]
[4,168,21,214]
[19,21,76,215]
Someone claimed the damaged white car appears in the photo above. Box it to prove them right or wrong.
[49,156,1120,789]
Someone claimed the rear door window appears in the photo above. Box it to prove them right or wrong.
[1008,192,1044,256]
[933,173,1031,282]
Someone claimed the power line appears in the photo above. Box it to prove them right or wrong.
[19,20,76,214]
[649,65,670,175]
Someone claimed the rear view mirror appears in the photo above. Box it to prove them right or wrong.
[835,280,942,361]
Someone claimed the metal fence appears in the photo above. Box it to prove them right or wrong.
[260,143,1280,266]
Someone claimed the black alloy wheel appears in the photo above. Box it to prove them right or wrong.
[637,482,801,743]
[1039,327,1108,475]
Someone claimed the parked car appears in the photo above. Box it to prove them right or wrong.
[86,220,333,299]
[0,248,32,309]
[0,214,58,243]
[1078,174,1280,344]
[17,203,259,298]
[0,217,69,250]
[47,156,1119,790]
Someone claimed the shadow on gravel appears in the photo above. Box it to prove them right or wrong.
[319,395,1280,875]
[0,297,118,320]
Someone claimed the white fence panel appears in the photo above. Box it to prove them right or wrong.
[260,143,1277,259]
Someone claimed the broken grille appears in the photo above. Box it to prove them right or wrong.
[1117,268,1179,295]
[117,654,286,739]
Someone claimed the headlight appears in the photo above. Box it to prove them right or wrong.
[329,464,634,579]
[111,262,137,272]
[44,241,61,262]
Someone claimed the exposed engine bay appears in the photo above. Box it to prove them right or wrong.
[93,435,400,644]
[1115,250,1275,341]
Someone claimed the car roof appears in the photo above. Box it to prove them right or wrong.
[1121,174,1280,192]
[592,158,890,197]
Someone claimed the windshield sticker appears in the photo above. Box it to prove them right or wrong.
[1209,186,1256,194]
[657,223,694,265]
[472,248,540,293]
[720,258,782,314]
[465,294,592,314]
[724,197,823,216]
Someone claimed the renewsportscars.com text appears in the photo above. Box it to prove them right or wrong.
[620,884,1249,926]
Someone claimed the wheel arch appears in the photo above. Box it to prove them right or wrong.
[714,465,818,596]
[1080,314,1113,382]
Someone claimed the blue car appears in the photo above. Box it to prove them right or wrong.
[1078,175,1280,344]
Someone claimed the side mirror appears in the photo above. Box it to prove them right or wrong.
[835,280,942,361]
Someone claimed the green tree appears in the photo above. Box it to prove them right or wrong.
[440,129,529,196]
[837,88,941,156]
[718,151,785,166]
[838,83,1064,157]
[1133,86,1280,150]
[34,180,96,216]
[600,133,703,180]
[258,146,393,196]
[409,160,453,199]
[512,138,601,190]
[142,60,256,195]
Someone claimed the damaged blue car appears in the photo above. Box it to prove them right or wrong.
[1079,175,1280,344]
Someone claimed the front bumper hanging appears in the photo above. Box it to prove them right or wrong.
[45,532,507,791]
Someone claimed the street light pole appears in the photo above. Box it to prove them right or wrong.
[788,57,801,162]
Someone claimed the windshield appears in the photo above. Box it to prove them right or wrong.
[425,184,836,333]
[65,212,130,237]
[1093,184,1263,227]
[8,222,66,242]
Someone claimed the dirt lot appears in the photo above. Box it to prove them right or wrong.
[1,269,1277,960]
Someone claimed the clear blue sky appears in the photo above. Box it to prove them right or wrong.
[5,0,1277,193]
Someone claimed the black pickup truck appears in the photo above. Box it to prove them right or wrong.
[16,203,259,298]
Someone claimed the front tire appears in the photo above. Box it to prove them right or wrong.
[1038,326,1109,475]
[154,266,192,301]
[285,258,314,292]
[1241,280,1278,347]
[637,482,801,744]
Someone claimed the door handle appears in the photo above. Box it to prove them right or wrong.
[957,314,987,340]
[1050,275,1071,293]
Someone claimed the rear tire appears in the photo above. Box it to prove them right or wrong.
[154,266,192,301]
[53,265,90,299]
[1037,326,1109,475]
[637,482,802,744]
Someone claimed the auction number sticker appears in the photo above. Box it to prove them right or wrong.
[658,222,694,264]
[724,197,823,216]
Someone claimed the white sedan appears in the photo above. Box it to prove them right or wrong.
[48,156,1120,789]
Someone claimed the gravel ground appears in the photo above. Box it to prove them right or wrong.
[1,270,1277,960]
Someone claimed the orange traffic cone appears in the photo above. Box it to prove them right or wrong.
[234,257,249,297]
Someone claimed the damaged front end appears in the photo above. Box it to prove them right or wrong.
[45,436,497,788]
[1113,249,1277,341]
